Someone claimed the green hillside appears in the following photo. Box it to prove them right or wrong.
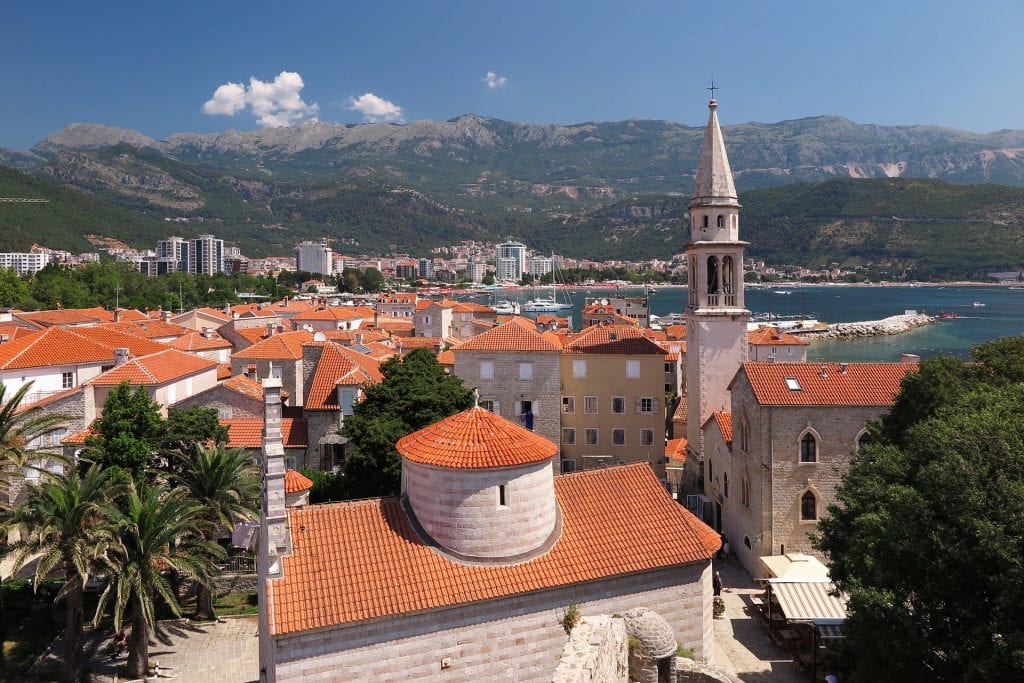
[0,165,166,252]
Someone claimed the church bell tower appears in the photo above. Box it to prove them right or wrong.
[685,94,750,465]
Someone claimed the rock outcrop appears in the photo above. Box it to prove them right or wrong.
[808,313,934,339]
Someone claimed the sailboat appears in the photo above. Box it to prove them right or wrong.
[523,257,573,312]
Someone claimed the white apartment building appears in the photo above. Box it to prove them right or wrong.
[527,255,553,279]
[0,252,54,275]
[495,241,527,281]
[189,234,224,275]
[295,238,333,276]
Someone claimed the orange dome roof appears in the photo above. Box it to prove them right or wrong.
[397,407,557,469]
[284,469,314,494]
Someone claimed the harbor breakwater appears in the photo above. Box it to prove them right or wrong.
[807,313,934,339]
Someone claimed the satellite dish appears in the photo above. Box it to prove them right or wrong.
[313,331,327,342]
[601,298,609,306]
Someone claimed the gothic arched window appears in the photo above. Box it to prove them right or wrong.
[800,433,817,463]
[707,256,719,294]
[801,491,817,520]
[721,256,734,297]
[717,214,725,228]
[702,215,709,228]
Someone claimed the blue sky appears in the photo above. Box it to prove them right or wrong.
[2,0,1022,150]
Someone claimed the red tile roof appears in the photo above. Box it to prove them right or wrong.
[746,326,810,347]
[232,331,313,361]
[268,464,719,635]
[100,320,188,340]
[456,317,561,353]
[222,418,308,449]
[285,469,314,494]
[0,326,163,370]
[562,324,665,355]
[396,407,557,469]
[13,308,107,327]
[665,325,687,340]
[15,386,84,414]
[741,362,916,406]
[436,350,455,366]
[712,412,732,444]
[666,438,687,463]
[318,329,390,344]
[0,323,38,341]
[88,349,219,385]
[217,363,233,380]
[291,307,368,323]
[221,374,270,401]
[305,344,383,411]
[168,330,233,351]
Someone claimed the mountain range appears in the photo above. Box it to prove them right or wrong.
[3,114,1024,277]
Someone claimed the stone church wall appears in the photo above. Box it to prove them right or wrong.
[271,562,712,682]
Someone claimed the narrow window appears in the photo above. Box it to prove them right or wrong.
[717,214,724,228]
[61,372,74,389]
[724,472,729,497]
[562,396,575,413]
[801,491,817,520]
[498,484,508,507]
[702,215,709,228]
[707,256,719,294]
[800,433,817,463]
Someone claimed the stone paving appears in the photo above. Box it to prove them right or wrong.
[709,559,807,683]
[33,616,259,682]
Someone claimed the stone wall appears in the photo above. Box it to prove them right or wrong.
[551,616,628,683]
[174,384,264,419]
[271,562,713,682]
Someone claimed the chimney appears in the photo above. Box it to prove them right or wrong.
[162,310,172,324]
[202,326,212,339]
[247,363,257,378]
[354,332,364,346]
[266,322,276,337]
[113,308,121,323]
[839,363,849,374]
[819,364,828,379]
[224,302,231,315]
[900,354,921,364]
[114,348,130,366]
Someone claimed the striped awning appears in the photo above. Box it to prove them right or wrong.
[768,579,848,623]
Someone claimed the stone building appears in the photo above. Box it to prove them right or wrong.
[709,361,916,576]
[559,324,668,476]
[173,373,279,419]
[257,396,719,682]
[231,331,314,406]
[452,317,562,446]
[746,326,809,362]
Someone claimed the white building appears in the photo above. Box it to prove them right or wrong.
[189,234,224,275]
[295,238,333,276]
[527,255,553,279]
[495,241,527,281]
[466,261,488,283]
[0,252,54,275]
[417,257,433,279]
[156,236,189,273]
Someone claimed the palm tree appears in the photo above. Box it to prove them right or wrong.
[0,381,68,506]
[3,465,112,683]
[169,443,258,620]
[95,482,224,679]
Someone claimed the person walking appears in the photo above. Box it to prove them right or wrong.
[713,571,723,597]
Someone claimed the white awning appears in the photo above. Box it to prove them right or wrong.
[759,552,830,581]
[768,579,847,623]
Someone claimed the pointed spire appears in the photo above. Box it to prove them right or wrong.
[690,98,739,208]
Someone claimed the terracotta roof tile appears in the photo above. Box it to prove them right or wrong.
[99,320,188,340]
[397,337,444,350]
[13,308,108,326]
[217,363,233,380]
[318,329,390,344]
[221,374,270,401]
[305,344,383,411]
[396,407,557,469]
[285,469,314,494]
[436,350,455,366]
[232,331,313,361]
[88,349,219,385]
[168,330,233,351]
[0,326,162,370]
[666,438,687,463]
[712,411,732,444]
[291,307,367,323]
[15,386,84,414]
[747,326,810,346]
[456,317,561,353]
[665,325,687,340]
[741,362,916,406]
[222,418,308,449]
[268,463,718,635]
[0,323,39,340]
[562,324,665,355]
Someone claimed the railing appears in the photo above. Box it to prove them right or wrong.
[706,294,719,306]
[220,552,256,574]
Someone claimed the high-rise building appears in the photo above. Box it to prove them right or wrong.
[295,238,333,276]
[495,241,527,282]
[527,255,553,279]
[466,261,488,283]
[0,252,54,275]
[417,258,434,280]
[157,236,189,273]
[190,234,224,275]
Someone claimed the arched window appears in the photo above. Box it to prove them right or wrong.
[857,431,874,451]
[717,214,724,228]
[801,491,817,520]
[721,255,734,304]
[723,472,729,497]
[702,215,709,228]
[706,256,719,294]
[800,433,817,463]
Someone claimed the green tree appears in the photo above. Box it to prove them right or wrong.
[359,267,385,293]
[341,348,473,498]
[3,465,112,683]
[83,383,163,480]
[816,338,1024,681]
[168,444,258,620]
[481,273,495,285]
[160,406,229,465]
[95,482,224,679]
[0,267,30,307]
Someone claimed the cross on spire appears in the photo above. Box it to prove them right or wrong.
[707,79,718,101]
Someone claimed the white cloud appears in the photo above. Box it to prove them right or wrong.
[346,93,405,123]
[483,71,507,89]
[202,71,318,127]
